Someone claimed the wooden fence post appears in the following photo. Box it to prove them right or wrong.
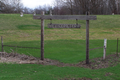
[103,39,107,60]
[1,36,3,52]
[41,11,44,60]
[116,38,119,56]
[86,12,89,64]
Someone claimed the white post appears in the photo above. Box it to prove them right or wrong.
[50,10,52,16]
[103,39,107,60]
[34,11,36,16]
[20,12,23,17]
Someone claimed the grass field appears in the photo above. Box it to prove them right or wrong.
[0,14,120,80]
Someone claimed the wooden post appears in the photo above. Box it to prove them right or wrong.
[1,36,3,52]
[86,12,89,64]
[103,39,107,60]
[41,11,44,60]
[116,38,119,56]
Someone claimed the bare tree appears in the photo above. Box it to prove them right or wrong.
[0,1,5,13]
[53,0,64,15]
[0,0,23,13]
[116,0,120,14]
[61,0,74,15]
[108,0,117,14]
[34,5,52,14]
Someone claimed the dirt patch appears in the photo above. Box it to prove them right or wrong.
[0,52,120,69]
[104,72,113,76]
[60,77,92,80]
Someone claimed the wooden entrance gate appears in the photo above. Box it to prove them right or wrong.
[33,12,97,64]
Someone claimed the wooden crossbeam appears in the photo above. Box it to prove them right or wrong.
[48,24,81,28]
[33,15,97,20]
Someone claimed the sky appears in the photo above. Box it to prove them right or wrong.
[21,0,54,9]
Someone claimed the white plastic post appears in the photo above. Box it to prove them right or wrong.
[34,11,36,16]
[20,12,23,17]
[50,10,52,16]
[103,39,107,60]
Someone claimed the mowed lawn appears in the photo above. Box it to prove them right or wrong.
[0,14,120,80]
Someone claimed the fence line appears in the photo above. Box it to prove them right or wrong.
[1,36,119,60]
[3,45,40,49]
[89,38,119,60]
[1,36,40,52]
[90,46,103,51]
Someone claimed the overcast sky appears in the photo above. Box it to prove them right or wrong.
[21,0,54,9]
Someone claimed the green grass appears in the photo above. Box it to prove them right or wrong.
[0,14,120,80]
[0,14,120,30]
[0,64,120,80]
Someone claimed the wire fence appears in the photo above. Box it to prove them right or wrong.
[0,36,119,60]
[89,38,119,60]
[0,36,41,58]
[90,46,103,51]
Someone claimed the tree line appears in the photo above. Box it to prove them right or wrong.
[0,0,24,13]
[0,0,120,15]
[53,0,120,15]
[0,0,52,14]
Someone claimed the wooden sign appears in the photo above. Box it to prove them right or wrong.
[48,24,81,28]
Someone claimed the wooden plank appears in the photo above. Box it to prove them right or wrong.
[3,45,40,49]
[33,15,97,20]
[48,24,81,28]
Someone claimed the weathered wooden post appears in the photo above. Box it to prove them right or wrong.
[103,39,107,60]
[1,36,3,52]
[86,12,90,64]
[116,38,119,56]
[41,11,44,60]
